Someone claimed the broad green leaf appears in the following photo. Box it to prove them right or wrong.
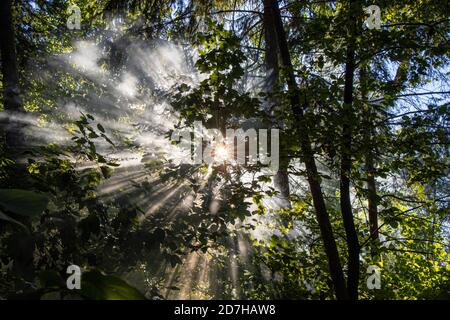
[39,270,64,288]
[81,270,146,300]
[0,189,49,217]
[0,209,27,230]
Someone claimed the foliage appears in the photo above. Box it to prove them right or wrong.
[0,0,448,300]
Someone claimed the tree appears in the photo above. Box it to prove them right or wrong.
[0,0,22,112]
[0,0,448,300]
[264,0,348,300]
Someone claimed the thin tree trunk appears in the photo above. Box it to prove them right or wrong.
[339,0,360,300]
[265,0,348,300]
[361,65,379,242]
[363,58,409,243]
[366,151,379,240]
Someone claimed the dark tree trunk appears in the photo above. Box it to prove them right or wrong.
[264,0,348,300]
[339,0,360,300]
[366,151,379,240]
[263,1,291,210]
[360,66,379,242]
[362,58,409,243]
[0,0,22,112]
[0,0,24,154]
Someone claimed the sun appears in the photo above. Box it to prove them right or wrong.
[213,144,231,163]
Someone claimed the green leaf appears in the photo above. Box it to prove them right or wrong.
[101,133,115,146]
[0,189,49,217]
[169,255,182,268]
[0,209,28,230]
[389,220,399,229]
[106,161,120,167]
[39,270,64,288]
[153,227,165,243]
[81,270,146,300]
[97,123,105,133]
[166,286,180,291]
[100,166,112,179]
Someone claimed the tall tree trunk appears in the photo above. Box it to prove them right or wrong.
[264,0,348,300]
[263,1,291,210]
[0,0,22,112]
[366,151,379,240]
[0,0,24,152]
[339,0,360,300]
[360,66,379,242]
[362,58,409,243]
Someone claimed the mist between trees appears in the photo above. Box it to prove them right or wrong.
[0,0,448,300]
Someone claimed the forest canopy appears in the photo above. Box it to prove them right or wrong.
[0,0,449,300]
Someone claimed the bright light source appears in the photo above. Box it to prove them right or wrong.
[213,144,230,162]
